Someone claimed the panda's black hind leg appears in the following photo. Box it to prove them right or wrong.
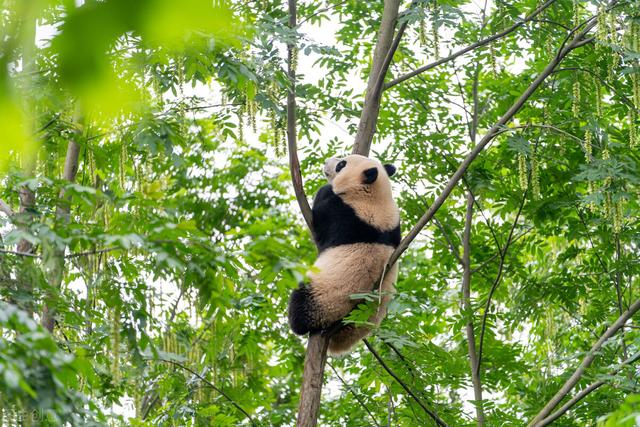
[288,283,319,335]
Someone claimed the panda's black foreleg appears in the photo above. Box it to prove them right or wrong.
[288,283,321,335]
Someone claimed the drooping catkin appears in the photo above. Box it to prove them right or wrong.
[531,148,541,199]
[432,1,440,59]
[602,148,612,188]
[419,17,427,46]
[613,199,623,234]
[110,307,121,383]
[630,110,637,147]
[518,153,528,190]
[119,142,126,191]
[631,73,640,108]
[572,81,581,118]
[489,44,498,76]
[596,5,608,48]
[572,0,580,28]
[88,147,97,187]
[587,181,597,213]
[594,77,603,118]
[608,52,620,80]
[584,129,593,163]
[237,104,244,141]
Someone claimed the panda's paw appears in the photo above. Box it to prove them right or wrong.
[288,284,316,335]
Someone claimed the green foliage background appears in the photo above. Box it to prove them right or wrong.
[1,0,640,425]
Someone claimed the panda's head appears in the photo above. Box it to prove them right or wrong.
[323,154,396,197]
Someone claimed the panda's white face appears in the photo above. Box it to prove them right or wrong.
[324,154,398,230]
[323,154,396,191]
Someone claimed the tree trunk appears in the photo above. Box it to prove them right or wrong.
[41,138,81,332]
[351,0,401,157]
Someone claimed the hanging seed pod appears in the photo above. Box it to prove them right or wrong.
[594,77,603,118]
[608,12,618,44]
[518,153,528,190]
[584,129,593,163]
[572,81,581,118]
[572,0,580,28]
[608,53,620,80]
[531,149,541,199]
[432,2,440,59]
[602,148,612,189]
[587,181,597,213]
[489,44,498,76]
[630,110,637,147]
[613,199,623,234]
[237,105,244,141]
[632,73,640,108]
[596,5,608,47]
[419,18,427,46]
[110,307,121,383]
[88,147,97,187]
[119,142,127,191]
[291,46,298,75]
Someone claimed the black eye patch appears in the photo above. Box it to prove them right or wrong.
[335,160,347,173]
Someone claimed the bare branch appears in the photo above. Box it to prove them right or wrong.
[384,0,557,89]
[0,249,39,258]
[328,362,382,427]
[476,189,526,375]
[386,21,591,272]
[462,192,484,426]
[157,358,256,426]
[528,298,640,426]
[363,339,448,427]
[537,351,640,426]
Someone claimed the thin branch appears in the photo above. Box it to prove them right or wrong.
[384,0,558,89]
[476,188,527,375]
[363,339,449,427]
[158,358,256,426]
[462,192,484,426]
[0,249,39,258]
[528,298,640,426]
[537,351,640,426]
[328,363,382,427]
[384,16,593,277]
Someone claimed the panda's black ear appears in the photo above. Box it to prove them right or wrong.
[363,167,378,184]
[384,164,397,177]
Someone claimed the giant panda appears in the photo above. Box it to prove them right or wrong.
[288,154,400,355]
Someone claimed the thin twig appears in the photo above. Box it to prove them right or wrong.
[363,339,449,427]
[158,358,256,426]
[476,188,527,375]
[528,298,640,426]
[536,351,640,426]
[385,0,558,89]
[328,363,382,427]
[462,192,484,426]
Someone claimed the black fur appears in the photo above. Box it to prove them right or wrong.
[311,184,401,253]
[384,164,396,177]
[288,284,320,335]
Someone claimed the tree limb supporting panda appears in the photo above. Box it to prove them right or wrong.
[288,154,400,355]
